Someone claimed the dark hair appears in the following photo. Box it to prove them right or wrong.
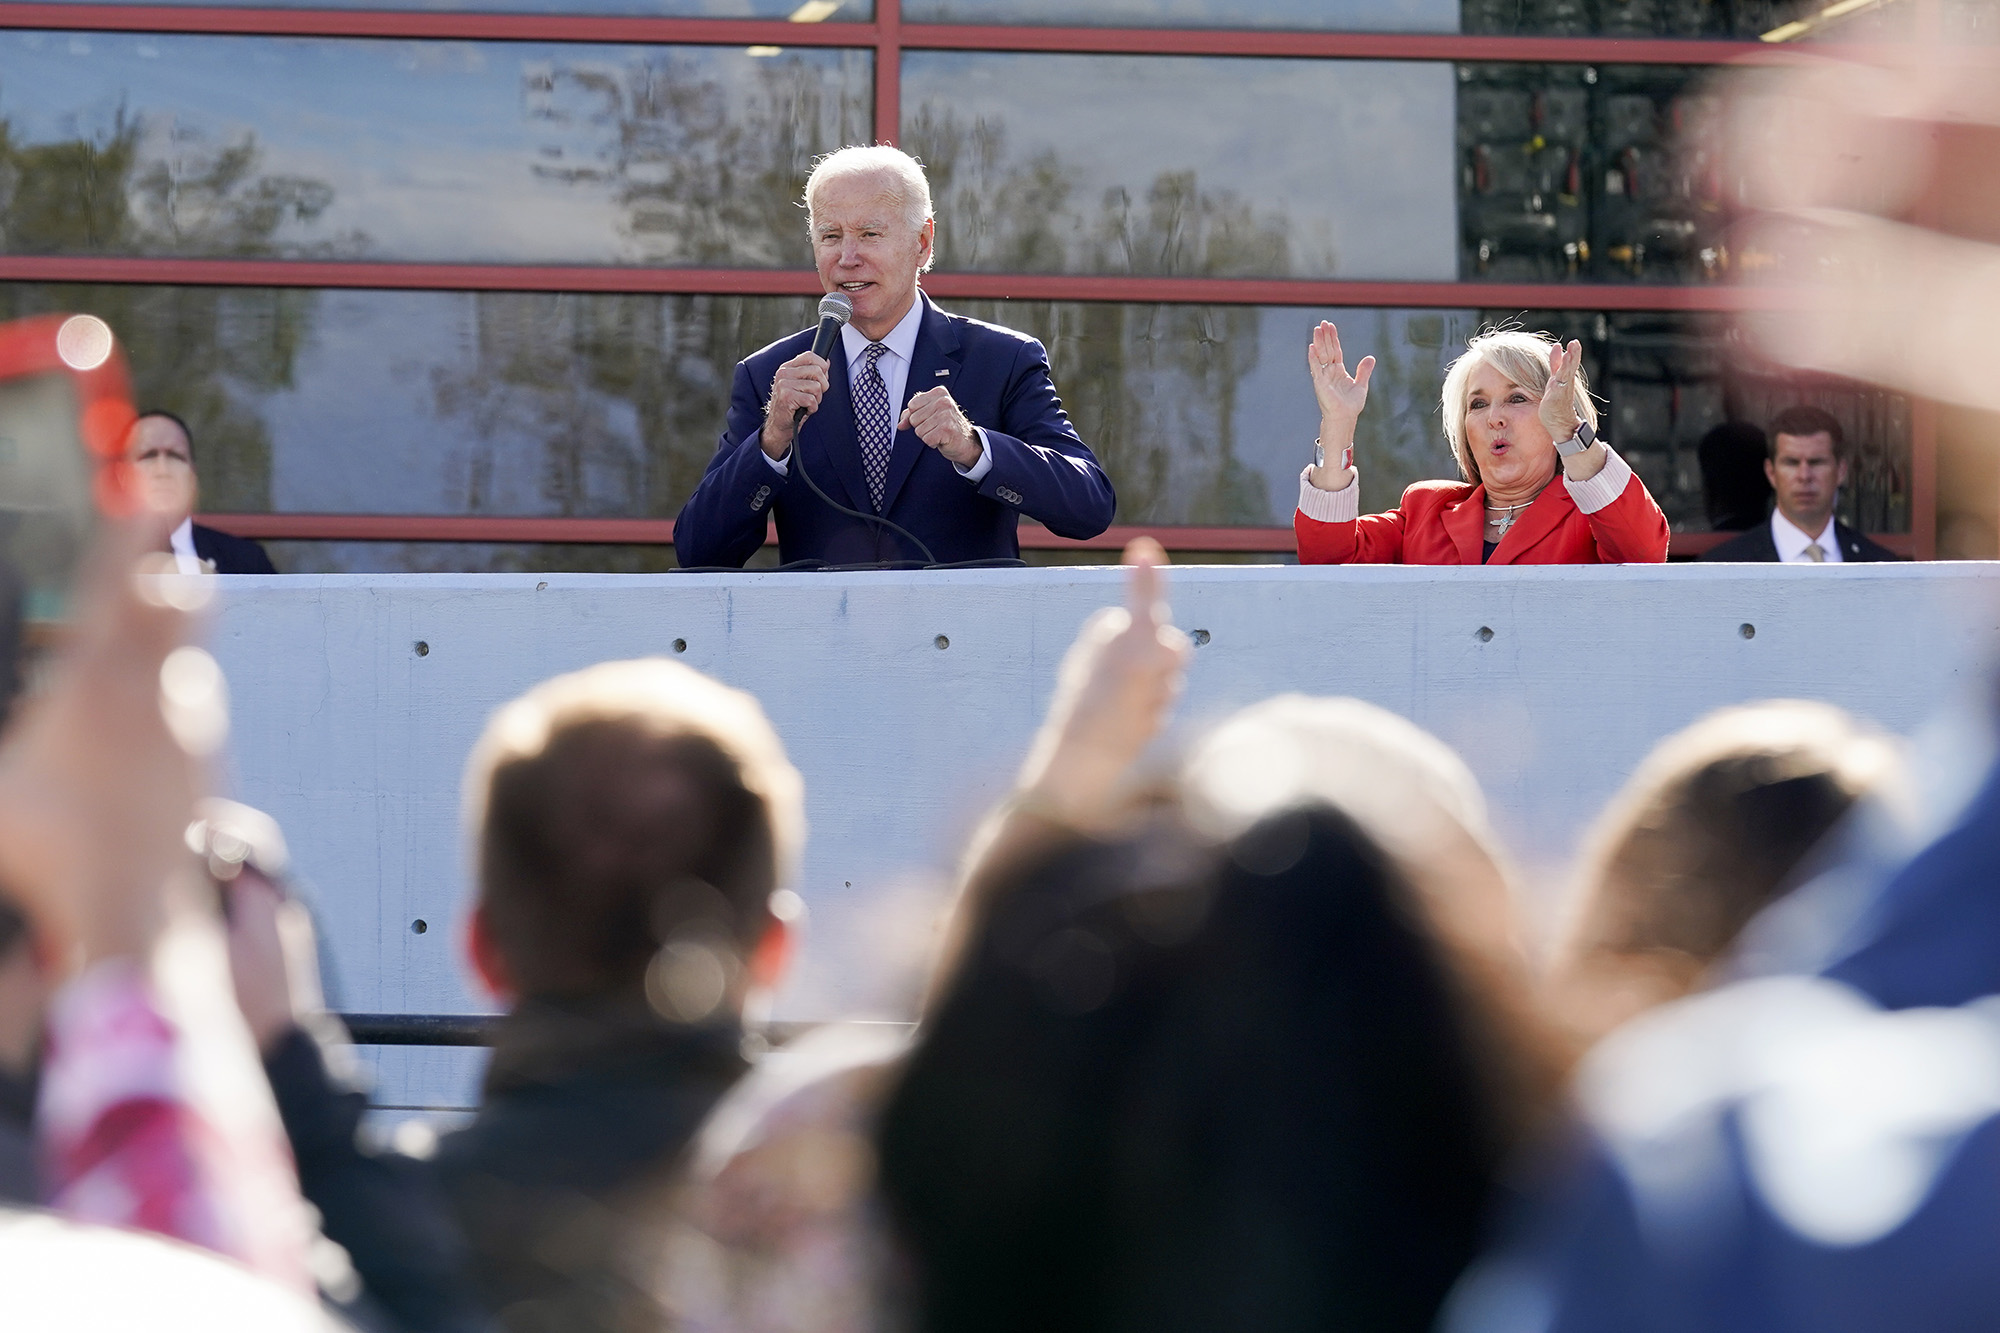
[478,720,778,1001]
[133,410,196,465]
[1696,422,1772,531]
[1766,406,1844,460]
[876,806,1511,1333]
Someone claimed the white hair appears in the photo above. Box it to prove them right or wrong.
[1439,328,1601,484]
[803,145,936,270]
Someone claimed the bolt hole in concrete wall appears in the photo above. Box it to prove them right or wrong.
[935,634,950,650]
[1741,623,1757,639]
[1476,626,1494,642]
[1191,629,1211,647]
[672,638,688,653]
[411,919,428,935]
[209,566,2000,1109]
[414,640,429,657]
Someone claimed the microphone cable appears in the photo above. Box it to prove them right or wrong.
[786,430,940,568]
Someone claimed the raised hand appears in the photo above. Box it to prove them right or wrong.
[1015,537,1191,832]
[1538,339,1585,443]
[1307,321,1376,432]
[760,351,831,458]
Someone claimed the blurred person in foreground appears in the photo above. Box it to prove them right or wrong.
[0,897,44,1200]
[212,802,490,1333]
[1700,407,1898,563]
[1443,50,2000,1332]
[668,543,1562,1333]
[220,660,810,1331]
[0,500,331,1325]
[125,410,279,575]
[432,658,805,1330]
[1544,701,1900,1057]
[1294,325,1668,565]
[674,145,1115,567]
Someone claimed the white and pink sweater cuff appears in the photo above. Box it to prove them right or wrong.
[1564,444,1634,515]
[1296,464,1359,524]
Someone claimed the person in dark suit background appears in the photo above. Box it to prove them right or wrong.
[1700,406,1898,563]
[124,411,279,575]
[673,146,1116,568]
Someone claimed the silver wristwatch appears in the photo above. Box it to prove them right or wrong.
[1555,420,1596,458]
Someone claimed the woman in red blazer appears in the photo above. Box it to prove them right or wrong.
[1294,325,1669,565]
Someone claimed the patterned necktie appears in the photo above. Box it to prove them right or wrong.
[855,341,893,513]
[1803,542,1826,563]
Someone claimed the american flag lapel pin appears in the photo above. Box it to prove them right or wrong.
[935,369,951,377]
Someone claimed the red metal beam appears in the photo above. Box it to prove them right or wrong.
[0,4,1799,63]
[198,512,1306,552]
[0,4,876,44]
[900,24,1773,64]
[875,0,901,145]
[0,255,825,296]
[196,513,1915,557]
[0,254,1786,312]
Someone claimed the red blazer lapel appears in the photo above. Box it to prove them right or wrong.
[1442,486,1486,565]
[1488,479,1571,565]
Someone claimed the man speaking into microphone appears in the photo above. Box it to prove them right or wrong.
[673,145,1116,568]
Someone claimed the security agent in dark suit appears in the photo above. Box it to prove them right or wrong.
[1701,406,1899,563]
[673,146,1116,568]
[125,410,279,574]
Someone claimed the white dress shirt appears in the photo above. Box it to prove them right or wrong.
[167,517,208,574]
[1770,509,1843,563]
[767,296,992,483]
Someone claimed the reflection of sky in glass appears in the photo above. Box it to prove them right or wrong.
[0,32,870,264]
[903,53,1457,280]
[58,0,869,15]
[906,0,1454,31]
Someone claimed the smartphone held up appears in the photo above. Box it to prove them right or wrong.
[0,314,138,712]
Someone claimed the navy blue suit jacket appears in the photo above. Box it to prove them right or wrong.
[673,294,1115,567]
[192,523,277,574]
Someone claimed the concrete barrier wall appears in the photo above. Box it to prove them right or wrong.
[209,563,2000,1107]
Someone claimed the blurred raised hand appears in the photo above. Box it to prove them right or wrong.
[0,512,211,971]
[1729,50,2000,413]
[1015,537,1192,833]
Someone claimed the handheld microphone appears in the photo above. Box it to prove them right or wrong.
[795,291,853,432]
[780,289,938,566]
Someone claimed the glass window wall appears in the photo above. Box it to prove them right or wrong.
[1458,63,1730,284]
[54,0,873,17]
[903,52,1459,281]
[0,32,870,264]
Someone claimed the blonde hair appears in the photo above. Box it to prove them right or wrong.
[1550,700,1899,1052]
[803,145,936,272]
[1439,329,1601,483]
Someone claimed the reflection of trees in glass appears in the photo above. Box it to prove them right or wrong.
[0,281,314,515]
[908,108,1295,525]
[522,50,870,265]
[908,105,1294,278]
[0,106,359,257]
[419,50,864,521]
[428,293,815,519]
[1348,311,1477,504]
[0,116,335,515]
